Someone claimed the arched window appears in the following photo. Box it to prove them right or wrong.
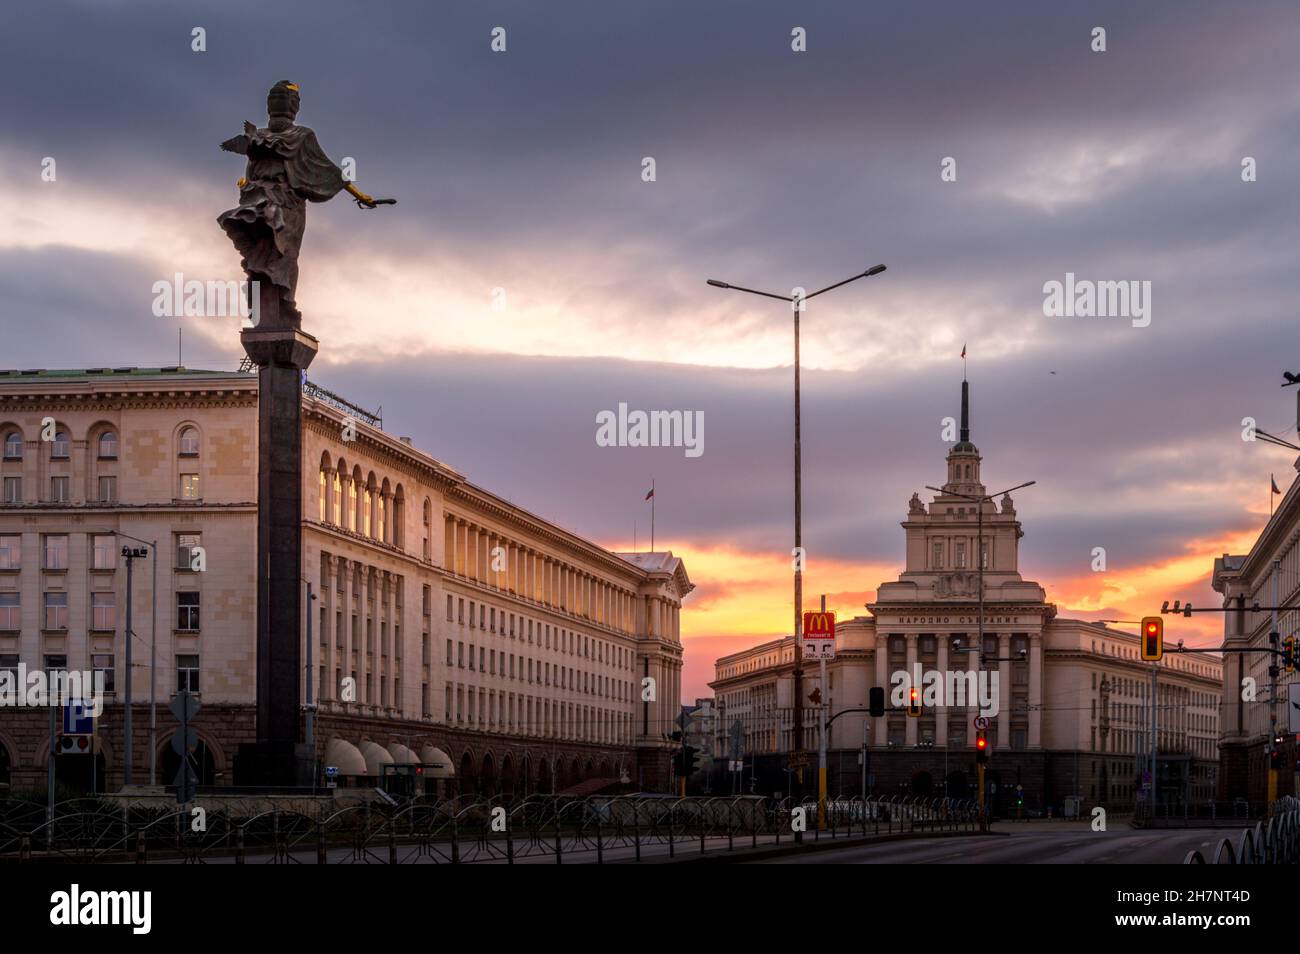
[347,477,357,531]
[51,431,70,459]
[319,469,327,521]
[2,432,21,460]
[98,431,118,458]
[179,427,200,456]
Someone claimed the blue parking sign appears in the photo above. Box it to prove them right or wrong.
[63,701,94,735]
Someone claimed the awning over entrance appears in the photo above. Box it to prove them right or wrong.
[323,737,367,776]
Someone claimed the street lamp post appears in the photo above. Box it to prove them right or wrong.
[707,263,886,806]
[119,543,150,786]
[96,530,159,786]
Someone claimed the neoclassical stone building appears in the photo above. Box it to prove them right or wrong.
[711,383,1220,814]
[1212,458,1300,805]
[0,366,691,795]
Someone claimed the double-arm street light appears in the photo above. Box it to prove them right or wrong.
[707,263,887,799]
[88,528,159,788]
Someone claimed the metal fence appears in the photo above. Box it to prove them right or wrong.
[1182,796,1300,864]
[0,793,982,864]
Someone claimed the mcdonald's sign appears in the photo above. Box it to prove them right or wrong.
[802,611,836,639]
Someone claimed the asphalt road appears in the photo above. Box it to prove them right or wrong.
[749,824,1228,864]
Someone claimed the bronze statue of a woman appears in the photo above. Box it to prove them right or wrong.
[218,81,393,328]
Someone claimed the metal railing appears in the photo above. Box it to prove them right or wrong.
[1182,796,1300,864]
[0,792,983,864]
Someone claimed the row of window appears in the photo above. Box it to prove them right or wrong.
[929,538,989,570]
[1,474,201,505]
[1,427,200,461]
[0,533,203,572]
[0,653,200,694]
[0,591,200,632]
[446,594,634,670]
[444,682,632,743]
[445,638,633,700]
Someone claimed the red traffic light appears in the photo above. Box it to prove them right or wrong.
[976,736,987,750]
[1140,616,1163,661]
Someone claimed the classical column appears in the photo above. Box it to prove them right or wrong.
[967,638,980,746]
[321,554,334,702]
[905,634,918,746]
[997,633,1011,749]
[874,633,889,746]
[1029,633,1043,748]
[936,635,949,747]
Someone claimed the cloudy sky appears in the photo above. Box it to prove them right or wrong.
[4,0,1299,699]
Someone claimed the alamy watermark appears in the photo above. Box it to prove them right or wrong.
[151,272,260,326]
[595,403,704,458]
[0,665,105,716]
[1042,272,1151,328]
[890,665,1000,717]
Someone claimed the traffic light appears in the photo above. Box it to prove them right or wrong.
[1284,637,1295,674]
[869,686,885,718]
[906,686,921,717]
[975,730,988,764]
[1140,616,1163,661]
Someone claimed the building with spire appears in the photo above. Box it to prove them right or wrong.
[710,379,1221,815]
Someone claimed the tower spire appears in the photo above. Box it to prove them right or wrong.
[960,379,970,444]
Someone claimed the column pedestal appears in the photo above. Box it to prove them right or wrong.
[234,324,318,786]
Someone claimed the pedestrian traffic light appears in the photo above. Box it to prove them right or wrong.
[1140,616,1163,661]
[906,686,921,717]
[869,686,885,718]
[975,730,988,764]
[1284,637,1295,674]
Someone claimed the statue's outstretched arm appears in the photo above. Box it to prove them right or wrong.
[344,182,375,206]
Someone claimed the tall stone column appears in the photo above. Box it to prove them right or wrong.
[235,319,317,784]
[997,633,1011,749]
[905,634,918,746]
[874,634,889,746]
[1029,633,1043,748]
[967,639,980,747]
[936,636,949,747]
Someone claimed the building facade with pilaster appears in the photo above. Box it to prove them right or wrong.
[0,366,691,796]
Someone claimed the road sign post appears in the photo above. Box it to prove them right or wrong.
[805,606,836,830]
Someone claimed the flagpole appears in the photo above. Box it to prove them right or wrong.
[651,478,655,551]
[1271,474,1275,518]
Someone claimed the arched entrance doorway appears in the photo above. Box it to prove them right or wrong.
[500,754,515,800]
[480,753,496,797]
[459,752,476,797]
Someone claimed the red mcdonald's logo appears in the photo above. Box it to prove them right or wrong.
[802,611,836,639]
